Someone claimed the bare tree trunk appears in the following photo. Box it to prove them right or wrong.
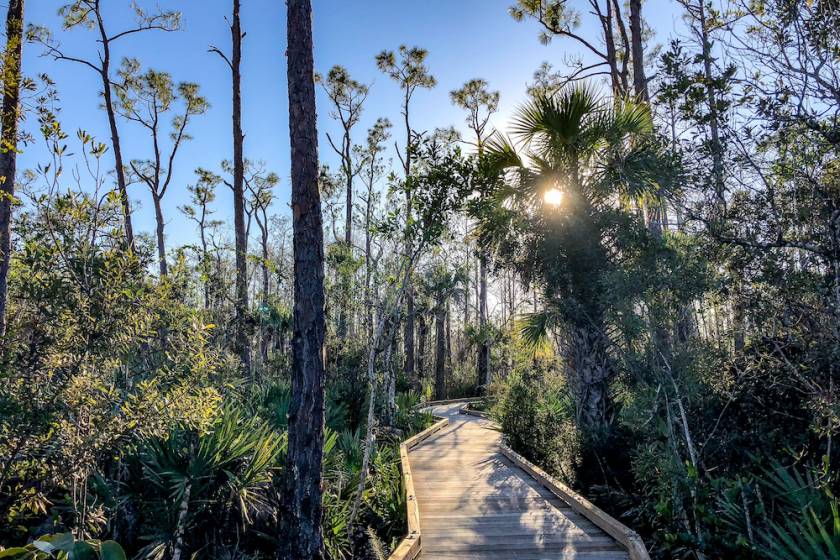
[434,305,446,400]
[695,0,724,202]
[171,478,192,560]
[231,0,251,377]
[95,5,134,248]
[629,0,649,102]
[280,0,326,558]
[0,0,24,340]
[152,192,168,277]
[402,97,416,384]
[417,313,427,381]
[260,228,270,364]
[446,299,453,372]
[476,254,490,391]
[365,197,374,342]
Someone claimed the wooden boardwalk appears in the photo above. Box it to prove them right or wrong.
[409,403,631,560]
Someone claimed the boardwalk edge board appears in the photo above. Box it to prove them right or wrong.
[499,443,651,560]
[459,406,490,419]
[388,414,449,560]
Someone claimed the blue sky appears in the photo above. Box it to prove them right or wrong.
[21,1,684,243]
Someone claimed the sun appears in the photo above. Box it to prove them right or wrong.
[543,188,564,207]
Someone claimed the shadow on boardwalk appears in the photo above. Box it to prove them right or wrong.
[410,403,629,560]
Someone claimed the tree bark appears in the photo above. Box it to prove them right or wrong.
[281,0,326,558]
[476,254,490,391]
[434,305,446,400]
[152,192,168,277]
[231,0,251,376]
[417,313,427,381]
[0,0,23,340]
[95,3,134,248]
[402,93,415,384]
[629,0,649,102]
[565,321,612,433]
[260,222,270,364]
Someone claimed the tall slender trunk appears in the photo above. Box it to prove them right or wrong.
[281,0,326,558]
[601,1,623,95]
[344,133,352,246]
[402,94,416,383]
[364,188,374,341]
[231,0,251,376]
[434,305,446,400]
[476,254,490,391]
[152,192,168,277]
[696,0,724,203]
[417,313,427,381]
[260,228,270,364]
[0,0,24,340]
[95,5,134,248]
[446,299,453,372]
[462,239,470,361]
[629,0,649,102]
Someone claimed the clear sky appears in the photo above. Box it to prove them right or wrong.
[20,1,684,244]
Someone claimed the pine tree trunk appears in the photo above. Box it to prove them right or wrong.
[152,192,168,277]
[231,0,251,376]
[629,0,649,102]
[96,10,134,248]
[0,0,24,340]
[281,0,326,557]
[261,231,270,364]
[402,96,416,384]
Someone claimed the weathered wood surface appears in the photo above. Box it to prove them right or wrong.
[411,403,631,560]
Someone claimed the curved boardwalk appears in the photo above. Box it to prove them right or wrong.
[410,404,629,560]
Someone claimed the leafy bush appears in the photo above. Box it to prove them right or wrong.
[0,534,127,559]
[493,370,582,485]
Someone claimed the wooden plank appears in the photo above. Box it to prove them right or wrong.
[387,415,448,560]
[398,402,643,560]
[500,444,650,560]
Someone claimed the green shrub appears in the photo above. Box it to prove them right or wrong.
[493,370,582,485]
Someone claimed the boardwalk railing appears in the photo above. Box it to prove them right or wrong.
[388,413,449,560]
[391,399,651,560]
[500,444,651,560]
[460,402,650,559]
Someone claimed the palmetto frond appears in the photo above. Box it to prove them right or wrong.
[519,309,561,348]
[512,85,601,161]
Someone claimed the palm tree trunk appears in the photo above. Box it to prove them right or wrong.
[0,0,24,340]
[565,321,612,433]
[417,313,427,381]
[171,478,192,560]
[281,0,326,557]
[434,305,446,400]
[476,254,490,391]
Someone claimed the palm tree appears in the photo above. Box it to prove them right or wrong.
[421,264,466,400]
[484,84,666,434]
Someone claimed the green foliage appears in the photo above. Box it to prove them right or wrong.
[0,534,126,560]
[493,370,582,484]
